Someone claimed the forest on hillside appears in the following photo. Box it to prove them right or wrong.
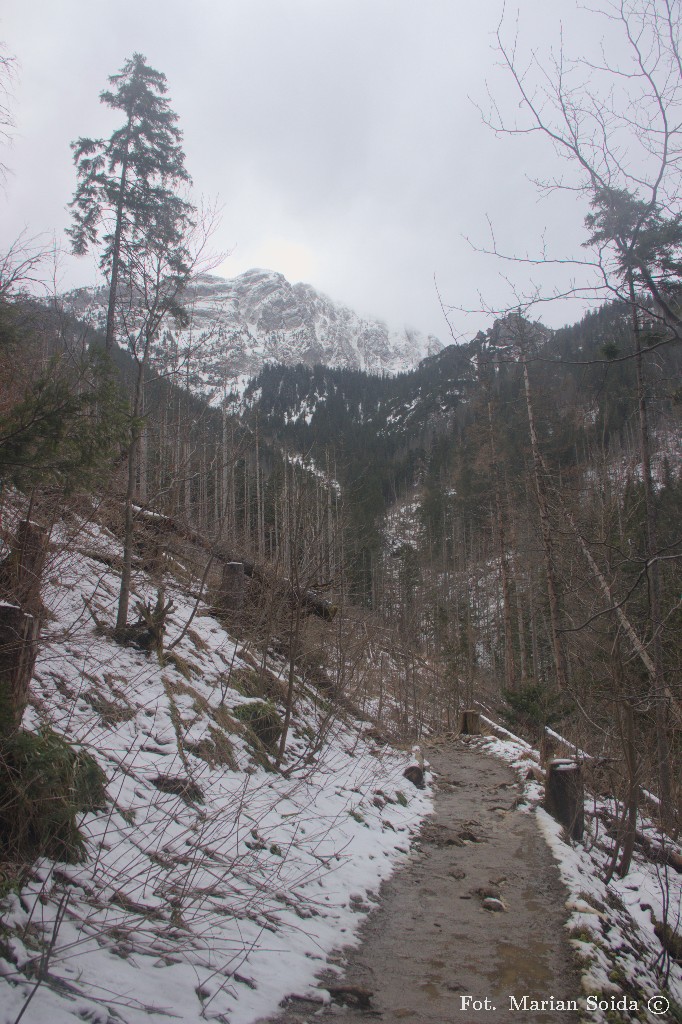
[0,0,681,924]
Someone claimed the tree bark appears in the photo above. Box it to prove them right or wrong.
[628,272,672,820]
[277,588,302,765]
[0,605,39,736]
[1,519,48,616]
[522,358,567,691]
[488,401,516,691]
[0,519,48,735]
[617,695,638,878]
[116,359,144,632]
[105,144,130,352]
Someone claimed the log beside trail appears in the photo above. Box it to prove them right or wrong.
[544,759,584,840]
[129,505,337,621]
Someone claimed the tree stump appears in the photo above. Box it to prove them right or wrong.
[544,759,584,840]
[459,709,482,735]
[0,604,39,735]
[0,519,48,615]
[0,520,48,737]
[220,561,245,611]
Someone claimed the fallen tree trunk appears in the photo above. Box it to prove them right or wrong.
[597,808,682,874]
[130,504,337,621]
[216,558,337,620]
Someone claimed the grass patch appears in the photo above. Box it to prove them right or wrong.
[152,774,204,804]
[168,680,209,716]
[233,701,283,752]
[186,726,237,770]
[213,705,239,732]
[83,691,137,726]
[231,667,287,703]
[185,628,209,652]
[162,651,200,680]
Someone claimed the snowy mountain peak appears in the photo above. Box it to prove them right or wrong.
[180,269,442,386]
[61,269,443,402]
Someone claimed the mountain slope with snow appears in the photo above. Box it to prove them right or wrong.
[0,500,430,1024]
[62,269,443,402]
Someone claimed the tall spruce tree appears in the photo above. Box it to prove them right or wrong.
[68,54,198,632]
[67,53,193,351]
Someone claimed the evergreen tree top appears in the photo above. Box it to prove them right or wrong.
[67,53,192,259]
[67,53,196,351]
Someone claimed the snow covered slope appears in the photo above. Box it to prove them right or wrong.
[62,269,443,402]
[0,506,431,1024]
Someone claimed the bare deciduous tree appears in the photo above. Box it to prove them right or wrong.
[462,0,682,822]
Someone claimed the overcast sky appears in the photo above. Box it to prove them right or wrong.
[1,0,603,342]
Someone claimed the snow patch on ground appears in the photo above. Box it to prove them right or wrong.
[0,515,432,1024]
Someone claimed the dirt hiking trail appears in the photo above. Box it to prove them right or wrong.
[259,736,582,1024]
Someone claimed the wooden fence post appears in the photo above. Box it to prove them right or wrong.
[544,759,584,840]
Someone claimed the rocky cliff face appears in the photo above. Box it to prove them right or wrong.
[63,269,442,401]
[179,270,443,395]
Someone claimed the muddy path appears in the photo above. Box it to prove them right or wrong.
[258,736,582,1024]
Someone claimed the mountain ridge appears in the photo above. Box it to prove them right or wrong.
[61,268,443,401]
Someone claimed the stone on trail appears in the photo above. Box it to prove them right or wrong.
[403,764,425,788]
[323,983,373,1009]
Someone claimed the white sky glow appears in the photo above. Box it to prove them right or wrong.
[1,0,616,340]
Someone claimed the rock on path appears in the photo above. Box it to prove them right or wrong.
[258,737,582,1024]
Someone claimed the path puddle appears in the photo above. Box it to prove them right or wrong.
[419,980,443,1000]
[488,938,561,991]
